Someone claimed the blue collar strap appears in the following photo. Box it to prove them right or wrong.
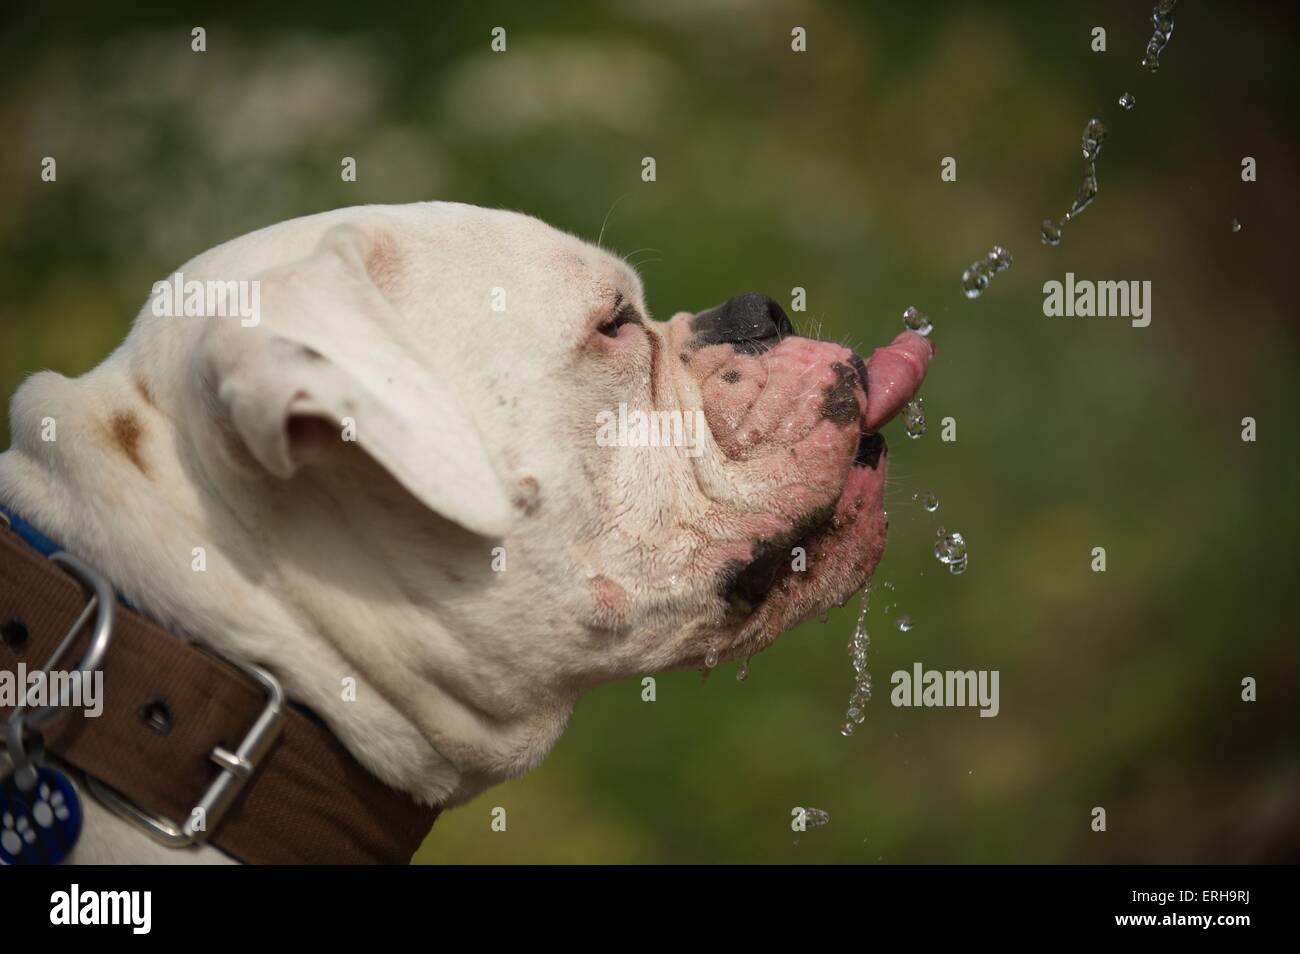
[0,503,63,559]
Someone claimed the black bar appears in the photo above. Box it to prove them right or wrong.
[2,864,1282,940]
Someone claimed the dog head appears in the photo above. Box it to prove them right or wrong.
[190,201,931,789]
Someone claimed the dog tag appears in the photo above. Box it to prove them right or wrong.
[0,765,83,865]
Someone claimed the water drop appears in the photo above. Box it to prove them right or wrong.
[962,246,1012,298]
[1231,218,1242,233]
[896,615,913,633]
[933,528,969,575]
[1140,0,1178,73]
[902,397,926,439]
[901,305,933,337]
[1044,119,1107,247]
[1041,219,1062,246]
[1069,166,1099,218]
[913,491,939,512]
[704,648,719,668]
[839,585,872,733]
[1119,92,1136,110]
[1081,119,1107,162]
[736,659,749,681]
[961,262,990,299]
[801,807,830,828]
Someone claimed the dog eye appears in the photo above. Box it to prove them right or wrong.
[597,304,641,338]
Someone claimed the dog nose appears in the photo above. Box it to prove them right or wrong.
[690,293,795,353]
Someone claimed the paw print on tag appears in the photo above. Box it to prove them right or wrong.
[1,811,36,856]
[0,766,83,865]
[32,782,71,828]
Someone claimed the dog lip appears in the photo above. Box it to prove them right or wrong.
[724,549,785,609]
[854,428,886,469]
[723,506,837,611]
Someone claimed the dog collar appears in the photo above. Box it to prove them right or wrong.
[0,503,440,864]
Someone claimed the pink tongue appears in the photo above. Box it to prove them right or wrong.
[863,331,934,431]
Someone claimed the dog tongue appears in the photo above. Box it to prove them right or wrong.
[863,331,934,432]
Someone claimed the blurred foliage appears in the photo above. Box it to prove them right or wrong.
[1,1,1297,862]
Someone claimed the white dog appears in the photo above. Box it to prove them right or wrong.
[0,202,931,862]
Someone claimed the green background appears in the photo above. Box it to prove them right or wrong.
[1,2,1296,862]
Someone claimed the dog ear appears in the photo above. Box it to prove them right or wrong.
[200,222,516,539]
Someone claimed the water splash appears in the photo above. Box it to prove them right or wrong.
[1119,91,1136,110]
[896,615,914,633]
[1141,0,1178,73]
[1042,119,1107,247]
[840,585,872,736]
[902,305,933,337]
[902,397,926,439]
[933,527,969,575]
[913,491,939,512]
[961,245,1013,298]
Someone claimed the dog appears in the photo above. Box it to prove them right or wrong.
[0,202,931,862]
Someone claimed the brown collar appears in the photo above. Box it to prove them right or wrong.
[0,519,439,864]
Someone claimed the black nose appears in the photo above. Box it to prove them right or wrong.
[689,293,794,354]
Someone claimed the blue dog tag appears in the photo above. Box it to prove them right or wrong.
[0,765,83,865]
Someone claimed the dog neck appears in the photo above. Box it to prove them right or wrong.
[0,352,574,814]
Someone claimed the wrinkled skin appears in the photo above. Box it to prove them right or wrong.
[574,292,932,677]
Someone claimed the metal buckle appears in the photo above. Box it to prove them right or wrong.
[3,550,117,790]
[1,524,287,850]
[85,652,285,849]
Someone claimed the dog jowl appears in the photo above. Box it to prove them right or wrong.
[657,290,933,664]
